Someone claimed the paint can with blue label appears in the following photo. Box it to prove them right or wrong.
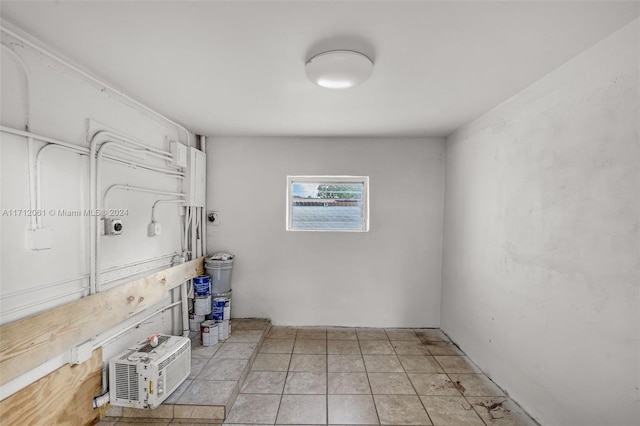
[212,297,230,320]
[193,276,211,296]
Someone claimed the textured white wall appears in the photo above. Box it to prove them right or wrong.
[441,20,639,426]
[1,26,191,396]
[207,137,445,327]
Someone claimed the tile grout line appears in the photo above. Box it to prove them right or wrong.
[360,331,382,426]
[325,330,329,426]
[429,336,489,426]
[274,326,296,425]
[397,329,434,426]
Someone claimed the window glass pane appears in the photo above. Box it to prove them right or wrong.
[288,178,368,232]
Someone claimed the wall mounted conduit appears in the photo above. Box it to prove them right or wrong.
[101,185,185,212]
[97,185,185,294]
[151,199,184,222]
[1,25,191,147]
[89,129,185,295]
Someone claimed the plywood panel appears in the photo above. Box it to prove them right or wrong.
[0,257,203,386]
[0,348,102,426]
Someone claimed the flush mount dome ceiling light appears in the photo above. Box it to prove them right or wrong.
[305,50,374,89]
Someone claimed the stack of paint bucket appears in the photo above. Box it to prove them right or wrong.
[190,276,211,335]
[204,253,234,341]
[211,295,231,339]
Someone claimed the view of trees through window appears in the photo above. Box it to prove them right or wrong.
[288,178,368,231]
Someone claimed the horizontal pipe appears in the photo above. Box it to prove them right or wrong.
[0,274,90,301]
[102,156,185,178]
[0,287,89,318]
[91,130,173,159]
[0,253,178,302]
[1,125,83,151]
[92,300,182,349]
[99,262,173,289]
[151,198,184,222]
[31,137,183,227]
[100,253,177,275]
[1,26,191,146]
[103,184,185,212]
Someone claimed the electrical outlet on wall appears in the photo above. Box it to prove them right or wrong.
[207,211,219,226]
[104,218,123,235]
[147,221,162,237]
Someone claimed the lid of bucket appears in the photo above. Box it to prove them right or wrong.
[209,252,234,261]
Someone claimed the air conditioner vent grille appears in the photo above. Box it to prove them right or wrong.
[115,363,139,401]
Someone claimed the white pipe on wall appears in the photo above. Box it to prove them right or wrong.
[0,274,89,302]
[90,130,175,160]
[92,301,182,349]
[1,25,191,147]
[151,199,184,222]
[1,26,195,398]
[181,282,189,337]
[191,207,197,261]
[1,286,90,318]
[32,137,183,228]
[89,129,184,294]
[97,184,184,294]
[0,125,82,151]
[200,135,207,258]
[102,185,185,212]
[1,44,30,130]
[0,253,178,324]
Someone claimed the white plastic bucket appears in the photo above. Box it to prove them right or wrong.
[205,256,234,293]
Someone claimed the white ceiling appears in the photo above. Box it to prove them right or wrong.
[1,1,638,137]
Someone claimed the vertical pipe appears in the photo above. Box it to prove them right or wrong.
[201,206,206,257]
[89,138,98,295]
[181,282,189,337]
[26,137,37,230]
[191,207,197,262]
[199,135,207,257]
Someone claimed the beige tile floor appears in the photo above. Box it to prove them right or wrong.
[100,324,539,426]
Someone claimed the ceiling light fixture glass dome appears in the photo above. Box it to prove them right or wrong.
[305,50,374,89]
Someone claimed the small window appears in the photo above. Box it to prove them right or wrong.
[286,176,369,232]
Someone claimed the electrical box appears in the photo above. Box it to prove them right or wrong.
[71,340,92,365]
[170,141,188,168]
[184,147,206,207]
[27,228,53,250]
[147,221,162,237]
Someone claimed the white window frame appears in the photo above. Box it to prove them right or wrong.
[286,175,370,232]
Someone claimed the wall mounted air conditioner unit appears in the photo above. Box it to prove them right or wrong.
[109,335,190,409]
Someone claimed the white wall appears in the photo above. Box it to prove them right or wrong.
[441,19,639,426]
[207,137,445,327]
[1,24,193,397]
